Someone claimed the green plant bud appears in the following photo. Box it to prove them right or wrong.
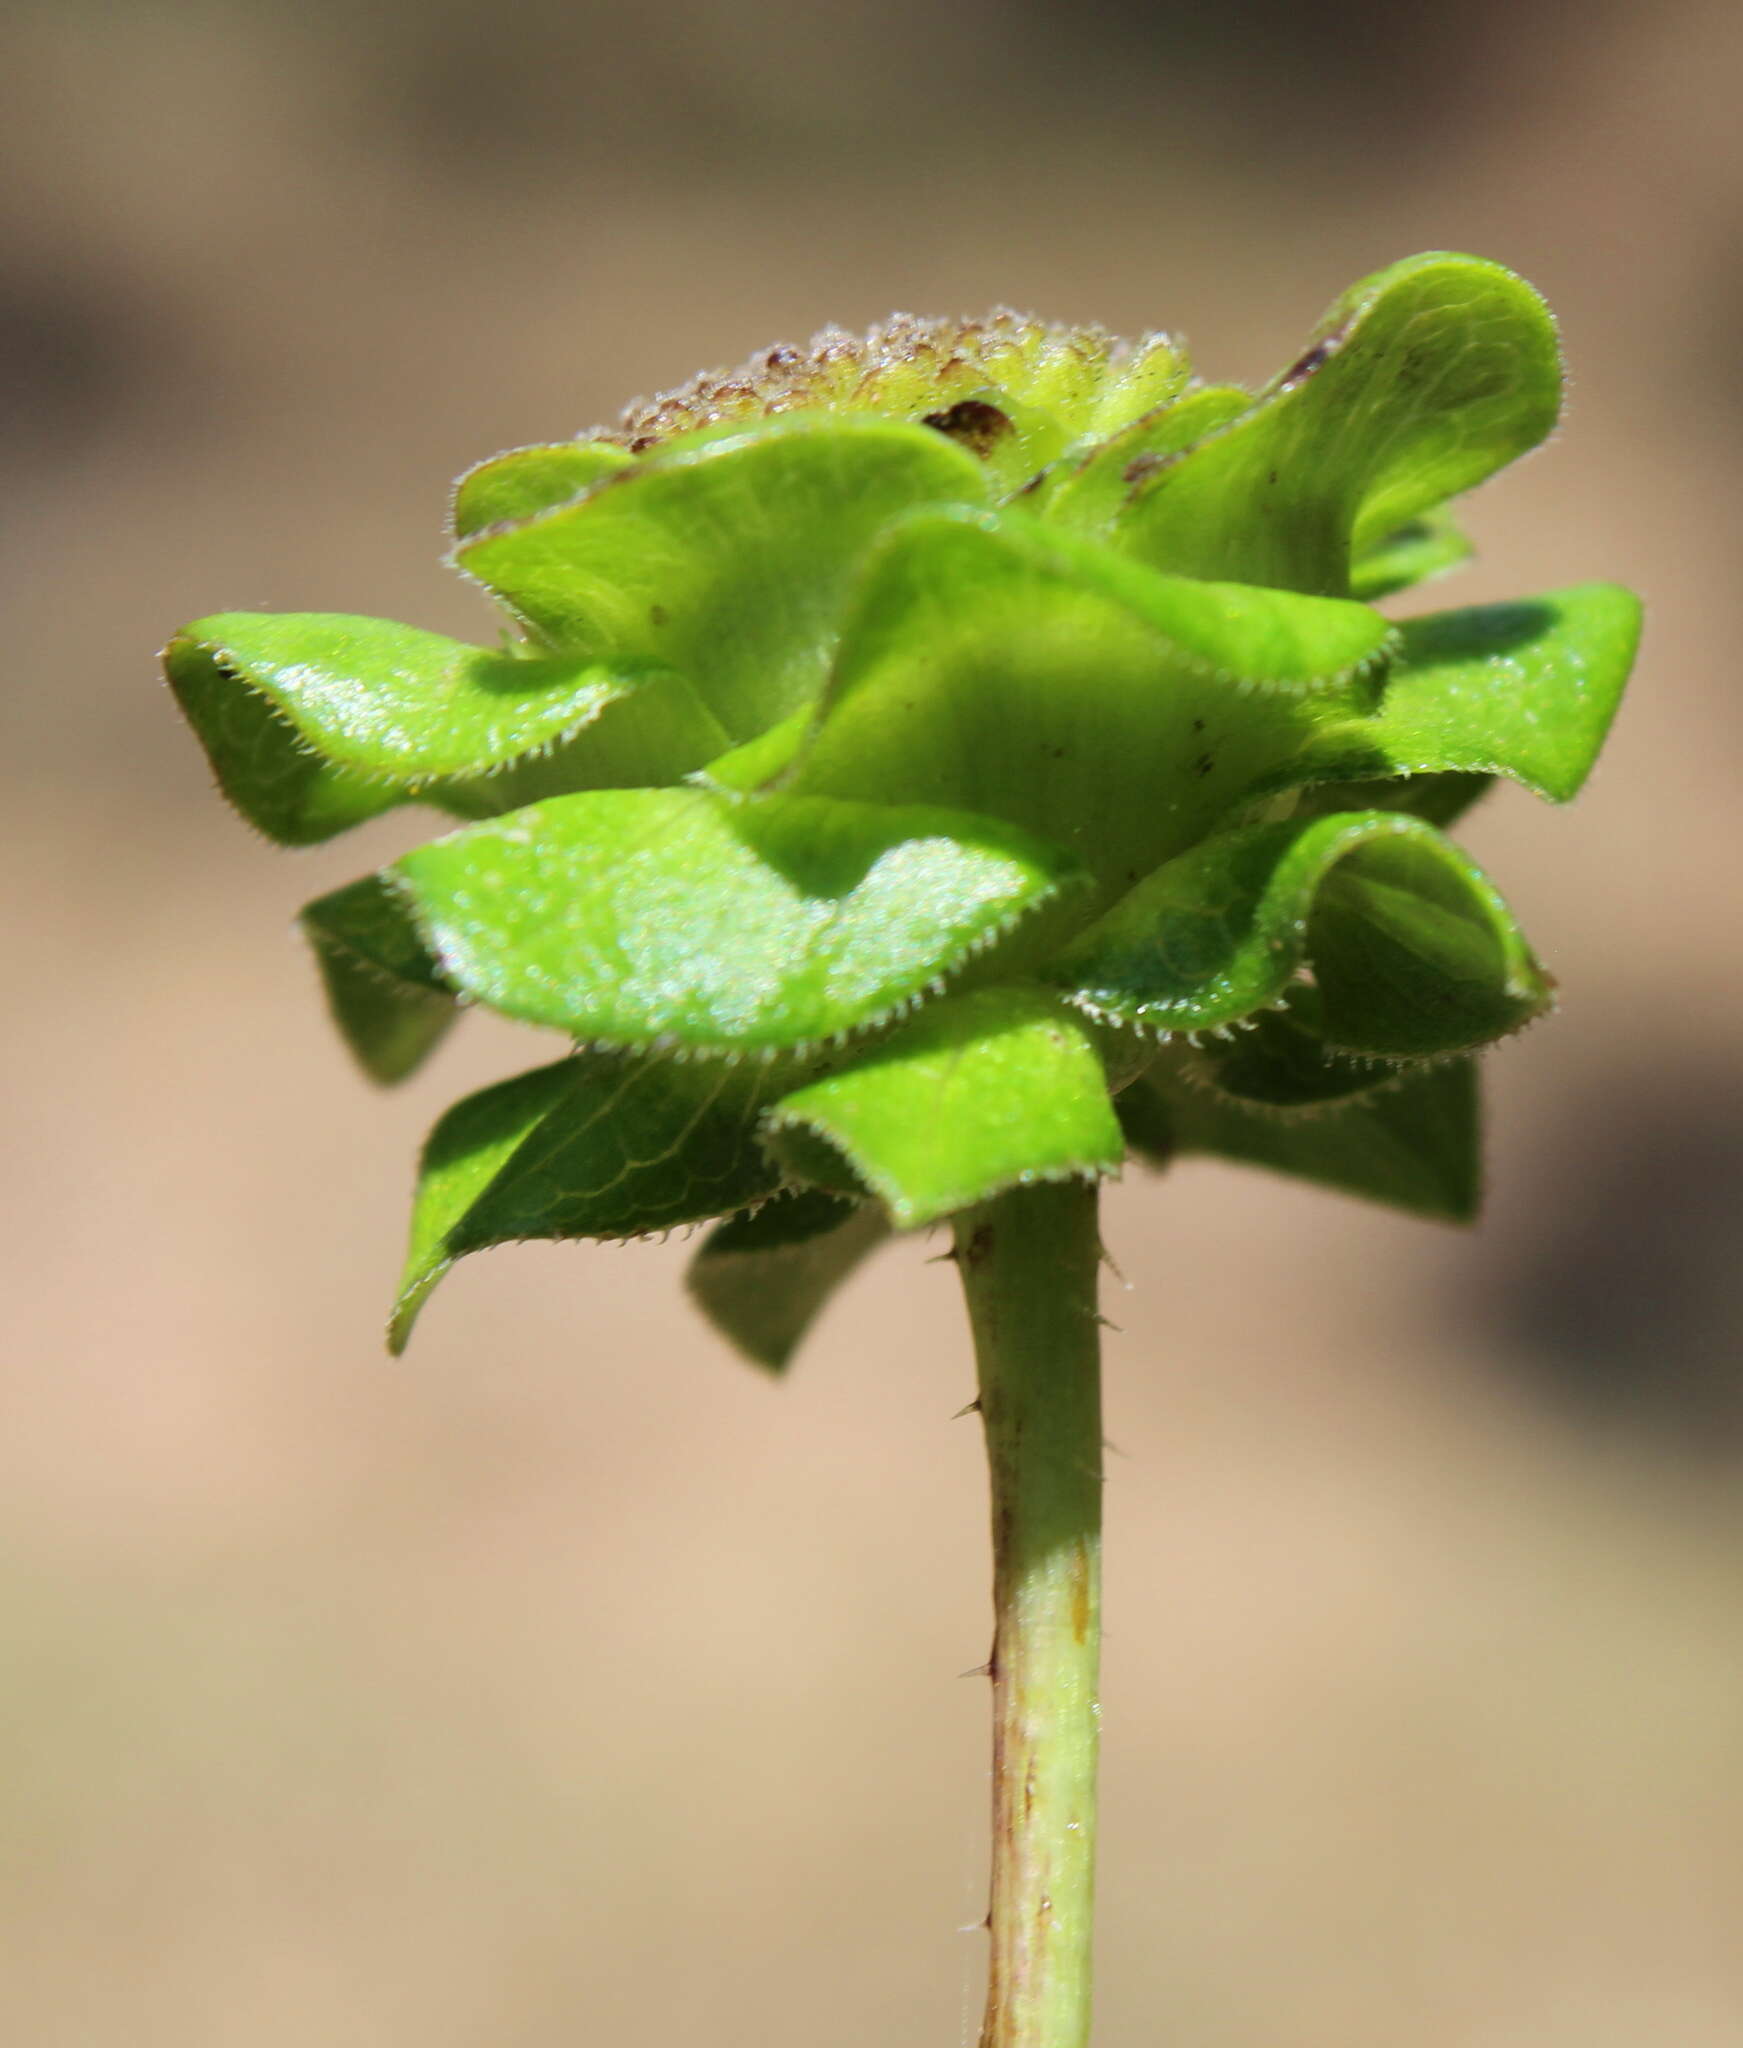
[165,251,1641,1358]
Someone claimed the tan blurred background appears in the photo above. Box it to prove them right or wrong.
[3,1,1742,2041]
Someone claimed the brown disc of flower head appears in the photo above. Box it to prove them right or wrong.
[603,309,1172,454]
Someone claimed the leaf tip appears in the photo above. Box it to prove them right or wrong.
[387,1259,448,1355]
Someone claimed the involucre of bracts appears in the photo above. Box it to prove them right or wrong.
[164,252,1641,1364]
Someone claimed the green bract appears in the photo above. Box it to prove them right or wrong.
[167,253,1641,1365]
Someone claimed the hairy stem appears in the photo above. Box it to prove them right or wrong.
[955,1179,1103,2048]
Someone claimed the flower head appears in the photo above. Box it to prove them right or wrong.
[165,253,1640,1364]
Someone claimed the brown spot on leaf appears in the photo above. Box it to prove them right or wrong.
[921,397,1014,459]
[1277,319,1352,390]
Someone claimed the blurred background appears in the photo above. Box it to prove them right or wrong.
[3,1,1741,2041]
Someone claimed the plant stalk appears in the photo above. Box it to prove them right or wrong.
[954,1178,1103,2048]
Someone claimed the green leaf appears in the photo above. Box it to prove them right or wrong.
[1350,509,1473,602]
[391,1052,785,1352]
[686,1191,890,1372]
[1174,991,1405,1112]
[762,986,1122,1228]
[431,670,730,819]
[164,625,393,846]
[392,787,1084,1054]
[689,708,813,797]
[1279,584,1642,805]
[983,326,1185,443]
[1084,343,1203,440]
[453,413,991,742]
[1121,1053,1480,1221]
[1051,809,1549,1058]
[1036,383,1252,536]
[164,612,725,845]
[300,874,460,1084]
[784,507,1391,909]
[1116,253,1561,594]
[393,1061,576,1351]
[451,441,634,541]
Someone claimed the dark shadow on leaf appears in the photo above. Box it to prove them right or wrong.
[1293,771,1494,828]
[725,795,1070,903]
[1400,600,1557,665]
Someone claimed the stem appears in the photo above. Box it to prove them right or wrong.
[954,1178,1103,2048]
